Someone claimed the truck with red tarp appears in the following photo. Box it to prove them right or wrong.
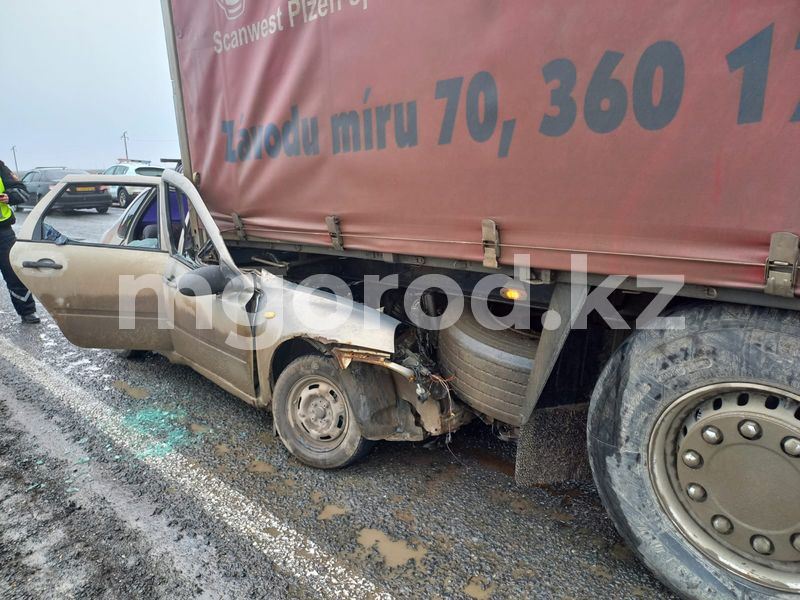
[11,1,799,597]
[160,2,800,596]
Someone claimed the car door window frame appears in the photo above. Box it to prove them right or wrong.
[118,188,162,247]
[160,171,241,274]
[158,172,244,281]
[25,178,164,253]
[162,182,196,269]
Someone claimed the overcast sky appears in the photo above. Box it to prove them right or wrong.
[0,0,179,172]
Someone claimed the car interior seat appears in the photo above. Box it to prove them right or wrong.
[141,224,158,240]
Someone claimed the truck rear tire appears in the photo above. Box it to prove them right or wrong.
[588,303,800,598]
[272,355,374,469]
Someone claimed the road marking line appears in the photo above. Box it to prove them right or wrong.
[0,337,390,600]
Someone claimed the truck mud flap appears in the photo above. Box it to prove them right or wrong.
[516,282,591,485]
[515,404,592,486]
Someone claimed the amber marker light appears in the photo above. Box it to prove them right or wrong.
[500,287,526,301]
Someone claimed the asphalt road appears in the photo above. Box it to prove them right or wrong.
[0,208,673,599]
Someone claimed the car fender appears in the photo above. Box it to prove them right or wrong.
[252,271,399,407]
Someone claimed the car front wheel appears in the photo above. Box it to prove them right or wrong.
[272,355,375,469]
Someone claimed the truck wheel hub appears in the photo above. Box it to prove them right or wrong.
[291,377,348,446]
[650,384,800,591]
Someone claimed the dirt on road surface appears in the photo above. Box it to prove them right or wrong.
[0,210,672,599]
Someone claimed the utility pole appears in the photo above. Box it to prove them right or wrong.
[10,146,19,173]
[121,131,130,161]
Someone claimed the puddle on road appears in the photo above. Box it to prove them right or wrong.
[266,478,298,496]
[357,528,427,568]
[511,565,535,580]
[535,483,594,509]
[213,444,231,457]
[458,447,515,477]
[246,460,276,475]
[423,463,464,496]
[317,504,348,521]
[488,489,575,523]
[588,563,614,581]
[464,576,496,600]
[112,380,150,400]
[394,510,415,524]
[610,541,636,563]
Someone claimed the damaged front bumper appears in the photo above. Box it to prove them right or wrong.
[331,347,472,441]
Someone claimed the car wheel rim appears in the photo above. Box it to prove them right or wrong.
[649,383,800,591]
[286,375,350,453]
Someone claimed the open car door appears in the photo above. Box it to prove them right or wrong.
[11,174,173,351]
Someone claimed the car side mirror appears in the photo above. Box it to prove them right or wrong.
[178,265,228,297]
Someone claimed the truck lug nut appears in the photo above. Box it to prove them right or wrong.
[792,534,800,553]
[751,535,774,556]
[701,426,723,445]
[687,483,707,502]
[682,450,703,469]
[738,420,762,440]
[711,515,733,535]
[782,437,800,457]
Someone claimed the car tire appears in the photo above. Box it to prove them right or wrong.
[118,188,130,208]
[96,206,109,214]
[588,303,800,599]
[438,307,537,424]
[273,355,375,469]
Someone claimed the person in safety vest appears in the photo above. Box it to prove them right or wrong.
[0,160,40,324]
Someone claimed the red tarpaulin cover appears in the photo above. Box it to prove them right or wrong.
[170,0,800,291]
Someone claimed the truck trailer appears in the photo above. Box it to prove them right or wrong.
[11,1,800,597]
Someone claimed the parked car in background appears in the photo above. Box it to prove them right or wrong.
[20,167,112,213]
[102,163,164,207]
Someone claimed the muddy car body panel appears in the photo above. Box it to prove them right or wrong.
[251,271,399,407]
[12,175,172,350]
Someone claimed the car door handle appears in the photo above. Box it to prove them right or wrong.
[22,258,63,270]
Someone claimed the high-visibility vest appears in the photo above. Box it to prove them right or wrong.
[0,176,12,223]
